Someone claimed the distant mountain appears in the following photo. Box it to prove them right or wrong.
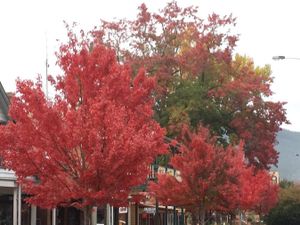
[275,129,300,181]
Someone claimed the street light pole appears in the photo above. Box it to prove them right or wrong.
[272,56,300,60]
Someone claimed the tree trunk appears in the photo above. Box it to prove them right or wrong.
[228,213,235,225]
[83,205,93,225]
[47,209,51,225]
[199,207,205,225]
[154,200,160,225]
[191,212,198,225]
[238,210,242,225]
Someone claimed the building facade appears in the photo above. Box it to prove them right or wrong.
[0,82,22,225]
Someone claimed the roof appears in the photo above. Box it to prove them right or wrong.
[0,82,10,124]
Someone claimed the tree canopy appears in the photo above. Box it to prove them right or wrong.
[0,31,167,211]
[0,2,286,224]
[98,2,288,169]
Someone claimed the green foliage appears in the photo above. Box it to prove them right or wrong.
[279,179,294,189]
[280,184,300,203]
[266,201,300,225]
[266,184,300,225]
[156,78,232,139]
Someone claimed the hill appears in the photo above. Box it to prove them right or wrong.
[275,129,300,181]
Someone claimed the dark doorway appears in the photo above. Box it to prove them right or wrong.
[57,207,81,225]
[0,188,13,225]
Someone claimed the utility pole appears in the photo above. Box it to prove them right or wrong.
[45,33,49,98]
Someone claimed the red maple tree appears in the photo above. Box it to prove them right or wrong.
[237,168,278,214]
[149,125,279,224]
[149,125,247,225]
[98,2,288,169]
[0,29,167,224]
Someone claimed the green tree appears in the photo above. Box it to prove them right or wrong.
[266,182,300,225]
[279,179,294,189]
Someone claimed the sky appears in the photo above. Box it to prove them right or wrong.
[0,0,300,131]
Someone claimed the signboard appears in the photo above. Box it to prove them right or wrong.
[157,166,166,174]
[144,207,156,214]
[119,207,128,213]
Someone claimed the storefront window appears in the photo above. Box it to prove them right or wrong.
[139,207,156,225]
[97,206,106,225]
[21,200,31,225]
[118,207,127,225]
[0,189,13,225]
[36,208,51,225]
[57,207,82,225]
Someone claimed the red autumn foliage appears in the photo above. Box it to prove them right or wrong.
[210,56,288,169]
[149,125,278,225]
[237,169,278,214]
[99,2,237,94]
[0,31,167,209]
[149,125,246,224]
[0,3,282,223]
[97,2,288,170]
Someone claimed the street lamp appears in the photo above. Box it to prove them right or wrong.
[272,56,300,60]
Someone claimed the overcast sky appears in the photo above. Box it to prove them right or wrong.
[1,0,299,131]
